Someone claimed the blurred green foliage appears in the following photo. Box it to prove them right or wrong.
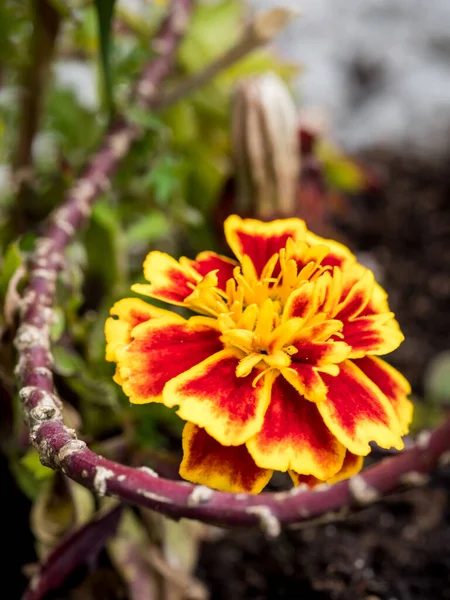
[0,0,299,498]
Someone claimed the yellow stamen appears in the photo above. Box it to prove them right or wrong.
[253,298,276,348]
[236,353,264,378]
[268,318,304,351]
[264,350,291,369]
[184,271,228,317]
[221,329,255,354]
[251,368,271,388]
[237,304,259,330]
[217,313,236,331]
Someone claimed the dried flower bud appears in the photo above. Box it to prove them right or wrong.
[232,73,300,219]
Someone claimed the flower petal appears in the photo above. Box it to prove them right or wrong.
[190,251,237,291]
[292,340,351,365]
[131,251,199,305]
[282,364,332,403]
[290,319,344,345]
[105,298,171,362]
[246,374,346,479]
[281,337,350,403]
[305,230,355,268]
[364,280,391,315]
[353,356,412,434]
[335,268,374,321]
[282,281,317,321]
[224,214,306,277]
[289,450,364,487]
[342,314,404,358]
[318,360,404,455]
[327,450,364,484]
[164,350,272,446]
[116,316,223,404]
[180,423,272,493]
[274,328,350,403]
[342,263,391,316]
[287,472,319,488]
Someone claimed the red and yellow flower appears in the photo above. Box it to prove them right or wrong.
[105,215,412,493]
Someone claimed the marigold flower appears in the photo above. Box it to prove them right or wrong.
[105,215,412,493]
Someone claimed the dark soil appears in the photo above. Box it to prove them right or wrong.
[198,482,450,600]
[196,154,450,600]
[335,153,450,392]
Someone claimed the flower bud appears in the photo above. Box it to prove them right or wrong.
[231,73,300,219]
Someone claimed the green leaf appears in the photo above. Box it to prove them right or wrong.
[318,142,366,193]
[125,212,171,247]
[127,108,166,132]
[19,232,37,253]
[9,458,49,500]
[52,343,121,436]
[85,198,127,294]
[68,375,120,437]
[220,48,299,85]
[10,448,54,500]
[69,376,119,409]
[134,404,183,449]
[0,241,22,300]
[179,0,241,73]
[86,294,116,368]
[46,88,102,165]
[50,307,66,342]
[94,0,117,116]
[183,143,225,214]
[424,351,450,406]
[57,242,86,318]
[144,155,187,206]
[21,448,54,481]
[162,101,199,147]
[53,345,84,377]
[408,396,444,434]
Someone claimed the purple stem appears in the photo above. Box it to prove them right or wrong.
[23,505,123,600]
[13,0,450,535]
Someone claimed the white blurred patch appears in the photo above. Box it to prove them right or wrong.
[0,165,13,201]
[53,60,99,111]
[252,0,450,158]
[32,133,59,172]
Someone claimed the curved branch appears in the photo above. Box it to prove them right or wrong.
[13,0,450,535]
[14,383,450,535]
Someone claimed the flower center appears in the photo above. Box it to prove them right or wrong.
[185,239,345,386]
[184,238,333,320]
[218,296,305,385]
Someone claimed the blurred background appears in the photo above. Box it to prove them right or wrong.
[1,1,449,598]
[257,0,450,159]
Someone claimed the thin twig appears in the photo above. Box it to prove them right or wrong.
[153,8,298,109]
[13,0,450,535]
